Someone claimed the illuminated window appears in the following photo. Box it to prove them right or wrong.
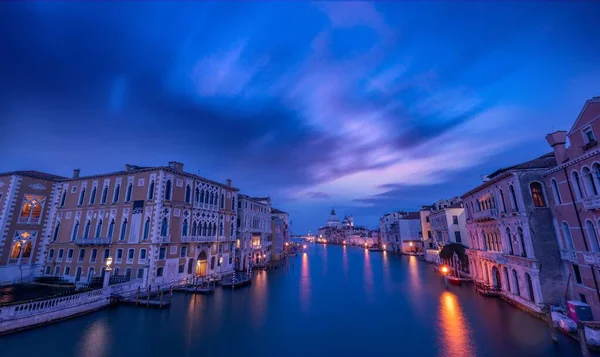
[18,195,46,224]
[530,182,546,207]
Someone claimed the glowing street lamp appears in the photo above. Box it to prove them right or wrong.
[383,244,386,250]
[441,265,449,289]
[106,256,113,271]
[409,242,413,247]
[303,244,307,249]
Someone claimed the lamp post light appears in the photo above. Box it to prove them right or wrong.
[441,265,449,289]
[106,256,113,272]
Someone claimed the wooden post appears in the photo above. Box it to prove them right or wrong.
[147,285,151,308]
[159,290,164,308]
[578,323,591,357]
[136,287,140,306]
[543,305,558,344]
[169,285,173,304]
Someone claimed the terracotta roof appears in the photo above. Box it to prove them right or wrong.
[0,170,66,181]
[487,152,556,179]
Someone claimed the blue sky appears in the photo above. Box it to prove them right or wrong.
[1,2,599,234]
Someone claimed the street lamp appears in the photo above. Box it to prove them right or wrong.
[106,256,113,271]
[441,265,449,289]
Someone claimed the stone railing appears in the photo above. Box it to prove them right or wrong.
[583,195,600,210]
[560,249,578,263]
[75,237,112,246]
[471,208,498,221]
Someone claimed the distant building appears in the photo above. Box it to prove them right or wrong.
[237,195,272,269]
[463,152,565,314]
[318,208,368,244]
[379,211,422,253]
[271,208,289,261]
[326,208,341,228]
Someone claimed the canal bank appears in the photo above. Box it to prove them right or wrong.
[0,243,594,357]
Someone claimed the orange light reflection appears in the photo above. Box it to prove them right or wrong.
[438,292,475,357]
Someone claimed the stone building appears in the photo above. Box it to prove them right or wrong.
[379,211,422,253]
[543,97,600,319]
[271,208,289,261]
[463,153,565,314]
[236,195,272,270]
[0,171,65,284]
[43,162,238,286]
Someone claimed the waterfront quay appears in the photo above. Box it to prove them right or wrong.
[0,243,590,357]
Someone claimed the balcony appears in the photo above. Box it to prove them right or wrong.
[160,235,171,244]
[471,208,498,222]
[181,236,220,243]
[560,249,578,263]
[138,258,149,265]
[583,195,600,210]
[75,237,112,246]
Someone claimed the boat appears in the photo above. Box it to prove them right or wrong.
[447,276,462,286]
[220,277,252,288]
[475,282,500,297]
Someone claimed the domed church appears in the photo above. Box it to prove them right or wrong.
[326,208,341,228]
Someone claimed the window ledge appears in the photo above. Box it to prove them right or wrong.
[584,140,598,151]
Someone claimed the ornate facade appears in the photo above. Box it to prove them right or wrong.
[236,195,272,270]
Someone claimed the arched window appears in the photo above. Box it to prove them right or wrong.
[582,167,598,196]
[231,223,234,237]
[65,266,71,276]
[200,189,205,203]
[101,186,108,204]
[512,270,520,296]
[90,186,97,205]
[143,218,150,240]
[53,223,60,242]
[209,193,214,205]
[164,180,172,200]
[219,222,223,236]
[213,223,217,236]
[221,194,224,209]
[503,267,511,292]
[498,190,507,213]
[72,221,80,241]
[83,220,91,238]
[148,181,155,200]
[10,241,22,259]
[192,222,197,236]
[204,191,209,204]
[562,222,574,250]
[195,187,200,205]
[126,183,133,202]
[525,273,535,302]
[517,227,527,257]
[113,184,120,203]
[161,218,169,236]
[78,188,86,206]
[505,228,513,255]
[187,259,194,274]
[95,219,103,238]
[108,219,115,239]
[60,190,67,207]
[530,182,546,207]
[21,241,32,258]
[185,185,191,203]
[551,179,562,204]
[476,199,482,211]
[182,219,188,237]
[585,220,600,252]
[509,185,519,211]
[120,219,128,241]
[202,222,208,236]
[573,171,584,199]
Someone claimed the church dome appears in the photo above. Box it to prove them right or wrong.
[327,208,341,227]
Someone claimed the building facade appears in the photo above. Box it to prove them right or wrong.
[463,153,565,314]
[0,171,65,284]
[543,97,600,319]
[43,162,238,286]
[429,201,467,248]
[236,196,272,270]
[379,211,422,252]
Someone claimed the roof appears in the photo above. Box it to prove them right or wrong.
[487,152,556,179]
[271,207,288,214]
[0,170,66,181]
[462,152,556,198]
[400,212,421,220]
[568,97,600,135]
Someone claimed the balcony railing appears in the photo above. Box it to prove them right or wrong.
[138,258,149,265]
[471,208,498,221]
[560,249,578,263]
[160,235,171,244]
[583,195,600,210]
[75,237,112,246]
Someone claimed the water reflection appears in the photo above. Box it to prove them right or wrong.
[342,245,348,279]
[251,271,268,328]
[382,251,392,294]
[300,252,310,312]
[363,248,374,302]
[438,292,475,357]
[78,318,109,357]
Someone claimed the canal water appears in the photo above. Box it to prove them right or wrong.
[0,243,590,357]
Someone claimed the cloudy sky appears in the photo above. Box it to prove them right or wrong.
[1,2,599,233]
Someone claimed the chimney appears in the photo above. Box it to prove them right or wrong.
[546,131,568,164]
[125,164,134,171]
[226,179,232,187]
[73,169,80,178]
[168,161,184,172]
